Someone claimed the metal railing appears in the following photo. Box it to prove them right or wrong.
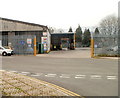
[0,35,35,55]
[93,34,118,57]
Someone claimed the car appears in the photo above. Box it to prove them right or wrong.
[0,46,13,56]
[106,46,118,52]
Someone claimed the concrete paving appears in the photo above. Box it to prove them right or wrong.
[37,48,91,59]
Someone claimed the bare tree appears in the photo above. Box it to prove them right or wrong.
[57,28,64,33]
[99,15,118,35]
[48,27,54,33]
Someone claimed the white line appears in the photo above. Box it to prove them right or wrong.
[60,76,70,78]
[31,73,43,77]
[31,74,40,77]
[107,78,117,80]
[45,74,57,77]
[76,75,86,77]
[75,77,85,79]
[75,75,86,79]
[21,72,30,74]
[107,76,117,80]
[60,74,70,78]
[90,75,102,79]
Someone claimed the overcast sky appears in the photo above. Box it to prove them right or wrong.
[0,0,119,31]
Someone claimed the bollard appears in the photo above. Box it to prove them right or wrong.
[91,39,94,58]
[34,36,36,56]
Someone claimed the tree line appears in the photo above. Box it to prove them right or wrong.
[68,14,118,47]
[68,25,91,47]
[49,14,118,47]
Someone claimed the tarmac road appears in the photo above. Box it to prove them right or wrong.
[2,48,118,96]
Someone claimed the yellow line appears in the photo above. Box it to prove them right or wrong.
[13,72,83,97]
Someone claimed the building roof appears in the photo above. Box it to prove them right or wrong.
[0,17,48,32]
[1,17,47,28]
[51,33,74,35]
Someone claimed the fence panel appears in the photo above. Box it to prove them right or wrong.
[0,35,35,55]
[93,34,118,56]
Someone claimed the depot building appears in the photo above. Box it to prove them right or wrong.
[0,18,51,55]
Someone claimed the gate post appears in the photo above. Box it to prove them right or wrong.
[34,36,36,56]
[91,39,94,58]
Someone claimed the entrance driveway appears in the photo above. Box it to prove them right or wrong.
[2,48,118,96]
[37,48,91,58]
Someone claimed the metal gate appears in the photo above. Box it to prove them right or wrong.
[61,38,69,48]
[93,34,118,56]
[0,35,35,55]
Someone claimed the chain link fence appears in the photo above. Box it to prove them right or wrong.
[0,35,35,55]
[93,34,118,57]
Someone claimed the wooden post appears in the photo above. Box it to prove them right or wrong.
[91,39,94,58]
[34,36,36,56]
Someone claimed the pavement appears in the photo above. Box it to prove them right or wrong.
[1,70,82,96]
[1,48,118,96]
[95,57,119,60]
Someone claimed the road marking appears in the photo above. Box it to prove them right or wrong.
[5,70,118,82]
[17,71,31,75]
[60,74,70,78]
[21,73,81,96]
[107,76,117,80]
[31,73,43,77]
[75,75,86,79]
[90,75,102,79]
[31,74,40,77]
[21,72,30,74]
[45,74,57,77]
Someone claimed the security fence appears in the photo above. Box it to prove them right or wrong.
[93,34,118,57]
[0,35,35,55]
[75,42,82,47]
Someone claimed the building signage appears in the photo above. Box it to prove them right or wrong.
[41,37,48,51]
[43,32,47,36]
[19,40,25,45]
[41,37,47,44]
[27,38,32,44]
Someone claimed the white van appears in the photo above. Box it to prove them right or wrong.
[0,46,13,56]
